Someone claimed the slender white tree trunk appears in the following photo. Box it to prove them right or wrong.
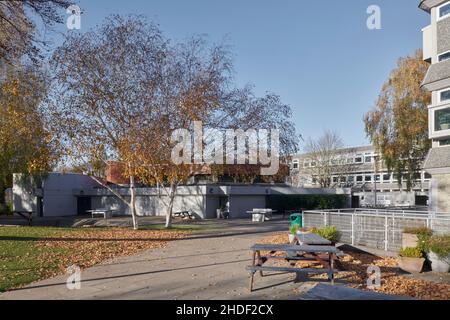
[130,175,138,230]
[165,182,176,228]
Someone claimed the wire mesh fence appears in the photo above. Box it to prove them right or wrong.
[302,209,450,252]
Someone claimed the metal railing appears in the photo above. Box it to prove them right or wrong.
[302,209,450,252]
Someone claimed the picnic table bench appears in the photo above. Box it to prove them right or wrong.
[13,211,34,226]
[172,211,195,220]
[246,243,338,292]
[86,209,115,219]
[246,209,277,222]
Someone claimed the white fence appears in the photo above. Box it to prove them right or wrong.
[302,209,450,252]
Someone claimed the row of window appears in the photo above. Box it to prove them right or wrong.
[293,153,376,169]
[439,1,450,20]
[322,172,432,185]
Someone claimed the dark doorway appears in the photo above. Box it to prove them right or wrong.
[37,197,44,217]
[351,196,360,208]
[77,197,91,215]
[415,195,428,206]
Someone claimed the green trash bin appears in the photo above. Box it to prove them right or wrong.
[290,213,303,229]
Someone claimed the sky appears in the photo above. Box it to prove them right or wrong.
[43,0,430,150]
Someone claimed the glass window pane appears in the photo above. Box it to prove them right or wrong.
[440,3,450,17]
[440,139,450,146]
[435,107,450,131]
[441,89,450,102]
[439,51,450,62]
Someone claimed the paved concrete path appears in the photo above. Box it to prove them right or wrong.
[1,219,316,300]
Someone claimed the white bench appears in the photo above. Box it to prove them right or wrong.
[86,209,115,219]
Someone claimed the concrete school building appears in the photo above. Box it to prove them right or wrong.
[420,0,450,212]
[288,145,430,208]
[12,172,350,219]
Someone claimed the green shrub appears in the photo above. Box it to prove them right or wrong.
[267,195,348,211]
[310,226,341,243]
[289,225,299,235]
[399,247,424,258]
[403,227,433,236]
[403,227,433,253]
[428,235,450,259]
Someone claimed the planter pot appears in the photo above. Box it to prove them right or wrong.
[402,233,419,249]
[428,252,450,273]
[398,257,425,273]
[288,234,296,244]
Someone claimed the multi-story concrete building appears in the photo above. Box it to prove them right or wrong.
[420,0,450,212]
[289,146,430,208]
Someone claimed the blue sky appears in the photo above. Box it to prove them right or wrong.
[45,0,429,150]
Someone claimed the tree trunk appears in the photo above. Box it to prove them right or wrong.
[129,175,138,230]
[165,182,176,228]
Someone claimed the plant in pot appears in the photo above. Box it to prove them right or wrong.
[310,226,341,244]
[427,235,450,273]
[288,225,298,243]
[402,227,433,250]
[398,247,425,273]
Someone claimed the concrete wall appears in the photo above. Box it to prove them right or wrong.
[12,174,37,214]
[43,173,100,216]
[13,173,100,217]
[228,195,267,218]
[432,174,450,212]
[357,191,417,207]
[91,194,208,218]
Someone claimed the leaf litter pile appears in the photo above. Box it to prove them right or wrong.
[0,226,187,292]
[258,233,450,300]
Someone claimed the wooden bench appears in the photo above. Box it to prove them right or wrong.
[246,244,338,292]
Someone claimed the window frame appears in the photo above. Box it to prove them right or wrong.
[438,1,450,21]
[438,87,450,104]
[438,50,450,62]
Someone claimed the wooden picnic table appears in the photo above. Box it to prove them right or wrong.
[295,232,332,246]
[246,242,338,292]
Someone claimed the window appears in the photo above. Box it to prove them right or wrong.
[383,174,391,182]
[310,162,316,167]
[292,161,299,169]
[440,139,450,146]
[439,51,450,62]
[365,175,372,182]
[340,176,347,183]
[413,172,421,181]
[435,107,450,131]
[438,1,450,19]
[365,156,372,163]
[424,172,432,180]
[356,176,363,182]
[439,88,450,103]
[332,177,338,183]
[355,155,363,163]
[348,176,355,183]
[375,175,380,182]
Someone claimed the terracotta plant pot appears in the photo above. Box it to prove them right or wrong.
[398,257,425,273]
[288,233,296,244]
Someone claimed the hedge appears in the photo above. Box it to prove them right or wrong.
[267,194,349,212]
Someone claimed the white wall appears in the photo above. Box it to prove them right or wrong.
[228,195,267,218]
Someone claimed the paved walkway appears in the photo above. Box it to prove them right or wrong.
[1,218,312,300]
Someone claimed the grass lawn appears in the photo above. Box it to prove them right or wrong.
[0,225,191,293]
